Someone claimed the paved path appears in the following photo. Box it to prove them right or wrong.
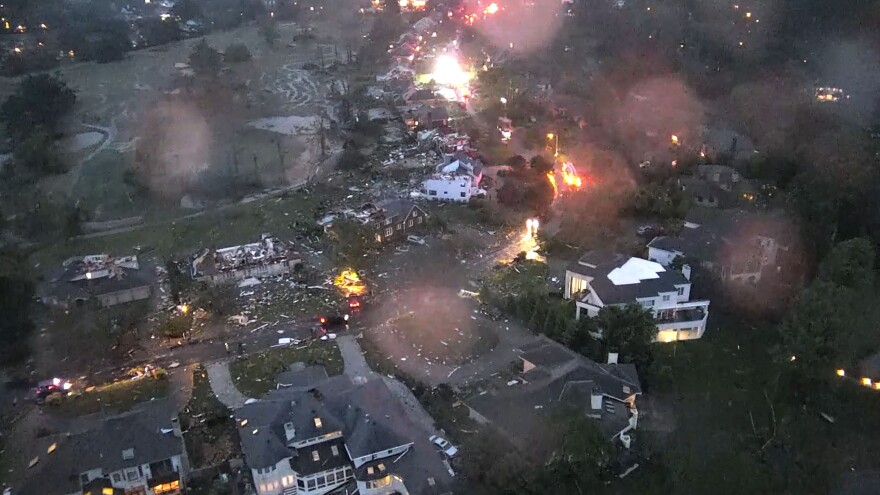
[206,362,251,409]
[168,365,195,412]
[337,335,375,384]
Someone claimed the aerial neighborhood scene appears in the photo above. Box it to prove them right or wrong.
[0,0,879,494]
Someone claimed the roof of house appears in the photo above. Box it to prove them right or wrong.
[376,199,426,223]
[567,253,689,304]
[468,338,640,452]
[43,255,153,301]
[647,208,794,265]
[291,438,350,476]
[19,400,183,495]
[275,364,329,390]
[236,377,412,470]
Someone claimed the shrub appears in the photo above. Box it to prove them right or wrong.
[224,43,252,63]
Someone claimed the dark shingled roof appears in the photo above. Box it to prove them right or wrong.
[567,253,689,305]
[648,208,795,265]
[236,376,412,471]
[18,400,183,495]
[376,199,427,224]
[291,438,350,476]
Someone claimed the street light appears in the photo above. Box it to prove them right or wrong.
[547,132,558,159]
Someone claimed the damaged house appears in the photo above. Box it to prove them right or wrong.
[421,154,484,202]
[41,254,153,308]
[191,234,303,284]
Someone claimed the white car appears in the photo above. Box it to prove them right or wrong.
[407,235,426,245]
[429,435,458,458]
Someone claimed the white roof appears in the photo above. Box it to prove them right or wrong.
[607,257,665,286]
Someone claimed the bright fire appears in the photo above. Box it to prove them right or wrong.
[484,2,499,14]
[547,172,558,198]
[561,162,583,189]
[432,54,472,88]
[334,269,367,297]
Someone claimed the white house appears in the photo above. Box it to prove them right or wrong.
[237,377,420,495]
[564,252,710,342]
[422,154,484,202]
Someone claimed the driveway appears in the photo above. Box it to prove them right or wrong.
[206,362,251,409]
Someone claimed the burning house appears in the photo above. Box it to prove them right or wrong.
[191,234,303,285]
[41,255,153,308]
[422,153,484,202]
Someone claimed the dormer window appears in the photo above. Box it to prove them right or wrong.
[314,417,322,428]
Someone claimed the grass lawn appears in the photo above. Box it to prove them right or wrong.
[51,376,170,417]
[230,342,343,397]
[181,366,239,468]
[31,183,342,268]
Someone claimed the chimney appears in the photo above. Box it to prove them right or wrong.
[284,422,296,443]
[607,352,619,365]
[170,416,182,438]
[590,388,603,410]
[682,264,691,281]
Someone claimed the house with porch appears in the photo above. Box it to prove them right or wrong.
[564,252,710,342]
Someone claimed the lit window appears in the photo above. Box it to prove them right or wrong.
[314,417,322,428]
[312,451,320,462]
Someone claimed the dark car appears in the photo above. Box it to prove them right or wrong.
[319,314,349,329]
[347,296,364,313]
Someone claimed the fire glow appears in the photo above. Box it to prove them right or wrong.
[334,269,367,297]
[432,54,472,88]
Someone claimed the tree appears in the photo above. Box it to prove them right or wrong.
[224,43,252,63]
[138,17,182,46]
[0,249,35,364]
[529,155,554,173]
[538,413,613,491]
[780,238,877,370]
[330,219,373,268]
[458,429,536,494]
[12,128,65,175]
[336,146,366,171]
[189,40,222,77]
[506,154,527,170]
[259,21,280,48]
[590,305,657,370]
[1,74,75,140]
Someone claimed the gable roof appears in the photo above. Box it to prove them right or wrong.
[19,400,183,495]
[376,199,426,223]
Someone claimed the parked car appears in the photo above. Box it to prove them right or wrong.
[407,235,426,245]
[429,435,458,458]
[319,314,349,329]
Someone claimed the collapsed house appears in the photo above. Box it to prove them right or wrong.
[191,234,303,284]
[41,254,153,308]
[422,153,484,202]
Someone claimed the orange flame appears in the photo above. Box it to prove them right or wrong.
[333,269,367,297]
[484,2,499,14]
[547,172,558,198]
